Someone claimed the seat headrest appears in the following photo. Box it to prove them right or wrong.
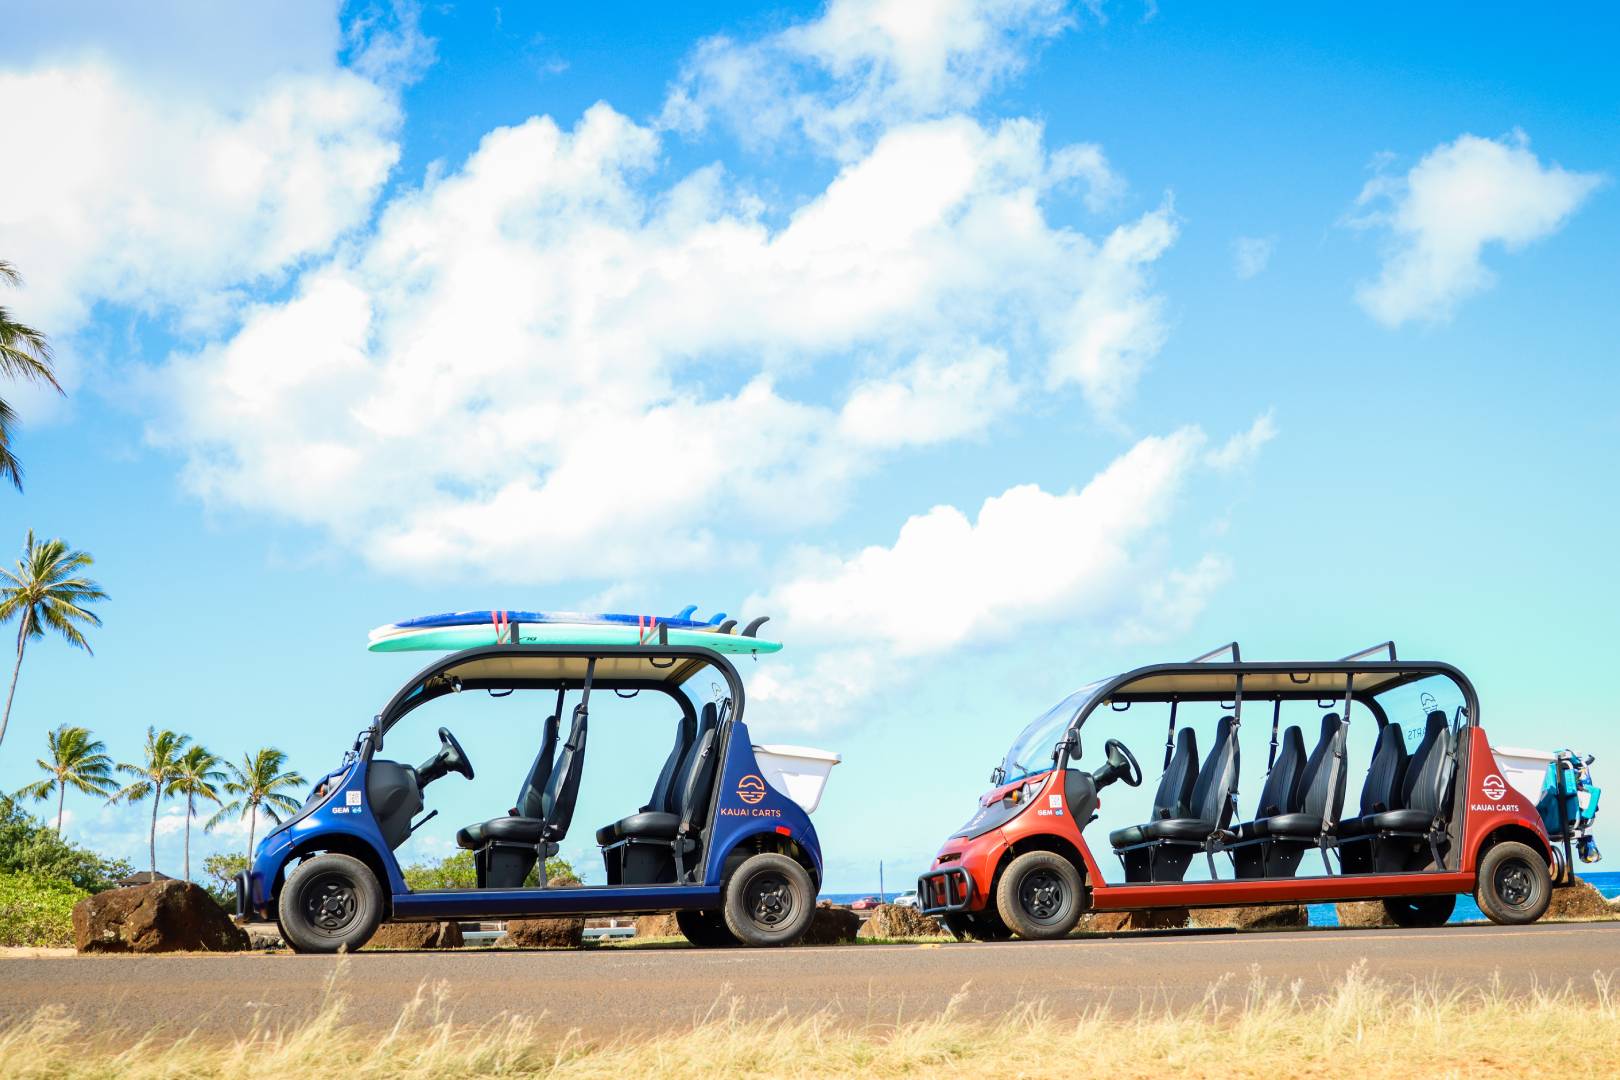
[699,701,718,733]
[1426,709,1448,733]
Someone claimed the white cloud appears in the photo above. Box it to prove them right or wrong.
[1232,235,1274,279]
[662,0,1078,159]
[0,0,420,378]
[1205,410,1276,472]
[1351,131,1602,327]
[157,108,1177,583]
[745,424,1259,725]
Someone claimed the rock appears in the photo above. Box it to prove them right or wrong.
[242,922,284,950]
[1334,901,1391,928]
[634,913,681,938]
[1546,876,1619,921]
[801,902,861,945]
[1188,904,1308,930]
[73,881,249,954]
[504,873,585,949]
[857,904,944,939]
[1078,907,1189,932]
[364,921,464,950]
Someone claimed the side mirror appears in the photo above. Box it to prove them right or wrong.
[1055,731,1080,763]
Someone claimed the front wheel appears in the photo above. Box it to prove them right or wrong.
[1475,841,1551,925]
[722,853,815,947]
[995,851,1083,940]
[277,853,384,954]
[1382,894,1456,928]
[676,909,739,948]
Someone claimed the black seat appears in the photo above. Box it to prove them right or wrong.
[643,709,696,814]
[1223,713,1346,876]
[1107,726,1199,849]
[457,705,588,887]
[596,703,715,845]
[1336,710,1454,872]
[600,724,722,884]
[1113,716,1240,882]
[1333,722,1409,837]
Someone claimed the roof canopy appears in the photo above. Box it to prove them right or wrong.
[376,644,744,736]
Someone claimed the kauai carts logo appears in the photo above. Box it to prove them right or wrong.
[719,774,781,818]
[1470,773,1520,814]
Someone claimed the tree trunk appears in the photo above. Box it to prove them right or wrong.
[149,785,159,876]
[184,793,193,882]
[0,611,30,752]
[246,803,256,867]
[55,781,65,834]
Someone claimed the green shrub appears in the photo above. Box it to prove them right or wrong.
[203,852,248,908]
[402,849,576,890]
[0,795,132,893]
[0,871,87,947]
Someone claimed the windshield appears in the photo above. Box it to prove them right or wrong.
[999,680,1107,783]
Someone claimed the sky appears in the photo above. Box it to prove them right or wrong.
[1,1,1616,892]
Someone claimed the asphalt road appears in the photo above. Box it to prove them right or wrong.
[4,921,1617,1041]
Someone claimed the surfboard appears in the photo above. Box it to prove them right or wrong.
[366,620,782,655]
[376,608,725,636]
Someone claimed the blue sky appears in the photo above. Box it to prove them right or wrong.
[1,1,1616,891]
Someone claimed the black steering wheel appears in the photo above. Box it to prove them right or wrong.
[1093,738,1143,789]
[437,727,475,781]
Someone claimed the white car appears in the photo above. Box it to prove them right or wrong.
[892,890,919,909]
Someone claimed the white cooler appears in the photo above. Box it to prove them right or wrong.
[1490,745,1554,802]
[752,744,842,813]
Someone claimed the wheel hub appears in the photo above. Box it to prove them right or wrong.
[1496,860,1533,907]
[1020,869,1065,921]
[303,874,358,934]
[746,873,793,928]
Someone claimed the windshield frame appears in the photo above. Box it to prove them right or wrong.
[998,679,1109,784]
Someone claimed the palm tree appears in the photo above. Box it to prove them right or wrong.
[208,748,305,864]
[168,745,225,883]
[110,727,190,876]
[14,724,114,833]
[0,261,63,490]
[0,530,106,752]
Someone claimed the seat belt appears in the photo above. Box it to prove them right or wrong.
[1266,700,1281,771]
[1316,673,1352,873]
[1162,699,1178,770]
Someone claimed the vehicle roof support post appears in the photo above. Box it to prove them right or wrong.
[1163,698,1179,770]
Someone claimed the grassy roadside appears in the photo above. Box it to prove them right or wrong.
[2,962,1615,1078]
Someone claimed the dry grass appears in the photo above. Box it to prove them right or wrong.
[2,961,1615,1078]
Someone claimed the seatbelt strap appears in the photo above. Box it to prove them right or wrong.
[1266,699,1281,771]
[1163,699,1178,770]
[1318,674,1353,844]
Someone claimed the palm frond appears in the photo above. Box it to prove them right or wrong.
[14,778,52,800]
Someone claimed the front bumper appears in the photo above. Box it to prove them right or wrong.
[917,866,974,914]
[235,871,250,919]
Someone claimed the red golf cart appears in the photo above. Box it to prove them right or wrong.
[918,643,1564,939]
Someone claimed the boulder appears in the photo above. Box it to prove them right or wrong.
[73,881,249,954]
[504,873,585,949]
[364,921,464,950]
[1078,907,1189,932]
[1188,904,1308,930]
[1546,876,1619,921]
[1333,901,1391,928]
[857,904,944,939]
[634,913,681,938]
[801,902,861,945]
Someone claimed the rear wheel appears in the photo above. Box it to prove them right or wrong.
[277,853,383,954]
[676,909,738,948]
[995,851,1083,940]
[1382,894,1456,928]
[1475,841,1551,925]
[722,853,815,947]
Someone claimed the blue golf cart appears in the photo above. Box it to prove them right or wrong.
[237,643,831,951]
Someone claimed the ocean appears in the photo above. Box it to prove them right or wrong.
[824,870,1620,926]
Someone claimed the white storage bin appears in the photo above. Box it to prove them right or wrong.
[1490,745,1554,802]
[752,744,842,813]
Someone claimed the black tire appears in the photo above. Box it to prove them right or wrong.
[721,853,815,947]
[943,911,1014,942]
[277,853,384,954]
[995,851,1083,940]
[1475,841,1552,925]
[1382,894,1457,928]
[676,909,739,948]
